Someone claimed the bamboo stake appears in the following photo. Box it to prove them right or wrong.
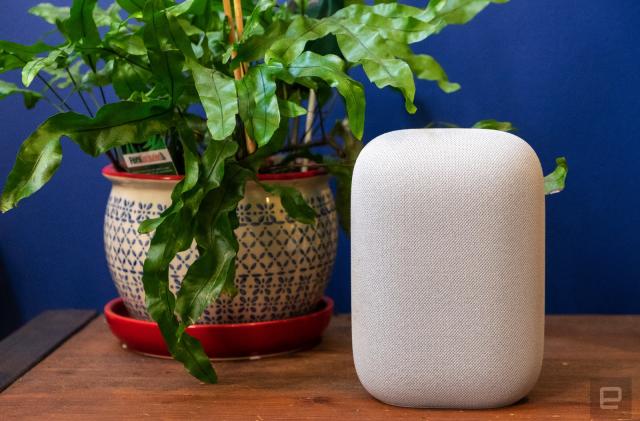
[231,0,255,153]
[222,0,256,154]
[301,89,317,172]
[222,0,242,80]
[304,90,317,145]
[233,0,245,73]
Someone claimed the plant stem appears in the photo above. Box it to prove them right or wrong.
[299,114,317,144]
[37,75,73,112]
[318,103,328,142]
[12,53,72,112]
[65,68,94,117]
[279,140,328,153]
[290,116,299,146]
[98,86,107,105]
[87,53,108,106]
[43,96,65,113]
[97,47,151,71]
[105,150,120,169]
[87,90,101,110]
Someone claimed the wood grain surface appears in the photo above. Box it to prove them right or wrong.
[0,309,96,392]
[1,315,639,420]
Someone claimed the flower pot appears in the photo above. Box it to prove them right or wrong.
[102,166,338,324]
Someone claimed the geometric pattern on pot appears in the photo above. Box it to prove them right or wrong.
[104,176,338,324]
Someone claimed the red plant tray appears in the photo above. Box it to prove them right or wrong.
[104,297,334,360]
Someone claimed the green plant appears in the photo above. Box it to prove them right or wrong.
[0,0,566,383]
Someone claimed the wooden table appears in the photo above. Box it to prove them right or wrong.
[1,314,639,420]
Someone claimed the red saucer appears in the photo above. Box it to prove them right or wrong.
[104,297,334,360]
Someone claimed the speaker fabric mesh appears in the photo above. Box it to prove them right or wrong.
[351,129,545,408]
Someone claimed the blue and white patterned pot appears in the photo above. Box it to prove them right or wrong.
[102,166,338,324]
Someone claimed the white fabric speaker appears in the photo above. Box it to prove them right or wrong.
[351,129,544,409]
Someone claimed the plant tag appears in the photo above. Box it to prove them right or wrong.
[116,135,178,175]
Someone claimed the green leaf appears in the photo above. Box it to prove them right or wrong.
[137,183,184,235]
[166,0,196,16]
[116,0,145,15]
[265,1,509,110]
[334,1,506,44]
[391,42,460,93]
[200,139,239,193]
[139,137,238,235]
[278,98,307,117]
[406,54,459,93]
[38,2,121,30]
[0,80,43,109]
[241,117,290,171]
[190,62,238,140]
[172,324,218,383]
[66,0,101,70]
[472,119,515,132]
[80,59,112,87]
[0,41,56,74]
[333,23,416,113]
[104,31,148,56]
[0,101,172,212]
[0,123,62,213]
[194,163,252,248]
[175,166,251,324]
[29,3,70,24]
[69,101,173,156]
[134,116,235,383]
[235,65,280,147]
[167,0,228,19]
[111,59,152,99]
[94,3,124,27]
[425,0,508,26]
[166,14,199,59]
[138,124,202,235]
[323,118,361,234]
[141,162,253,383]
[405,54,460,94]
[360,58,416,113]
[258,181,317,225]
[239,0,277,38]
[544,157,568,195]
[174,243,235,325]
[177,124,201,193]
[140,113,242,383]
[266,16,336,63]
[143,0,186,103]
[142,208,217,384]
[334,3,442,44]
[286,52,365,139]
[267,16,416,114]
[147,47,185,102]
[307,0,344,18]
[22,49,64,87]
[233,20,289,66]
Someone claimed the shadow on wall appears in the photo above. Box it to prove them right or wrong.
[0,250,21,340]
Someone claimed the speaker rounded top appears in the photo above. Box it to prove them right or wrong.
[354,128,543,191]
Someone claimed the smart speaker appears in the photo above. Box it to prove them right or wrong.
[351,129,544,408]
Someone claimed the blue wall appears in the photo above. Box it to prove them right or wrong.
[1,1,639,335]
